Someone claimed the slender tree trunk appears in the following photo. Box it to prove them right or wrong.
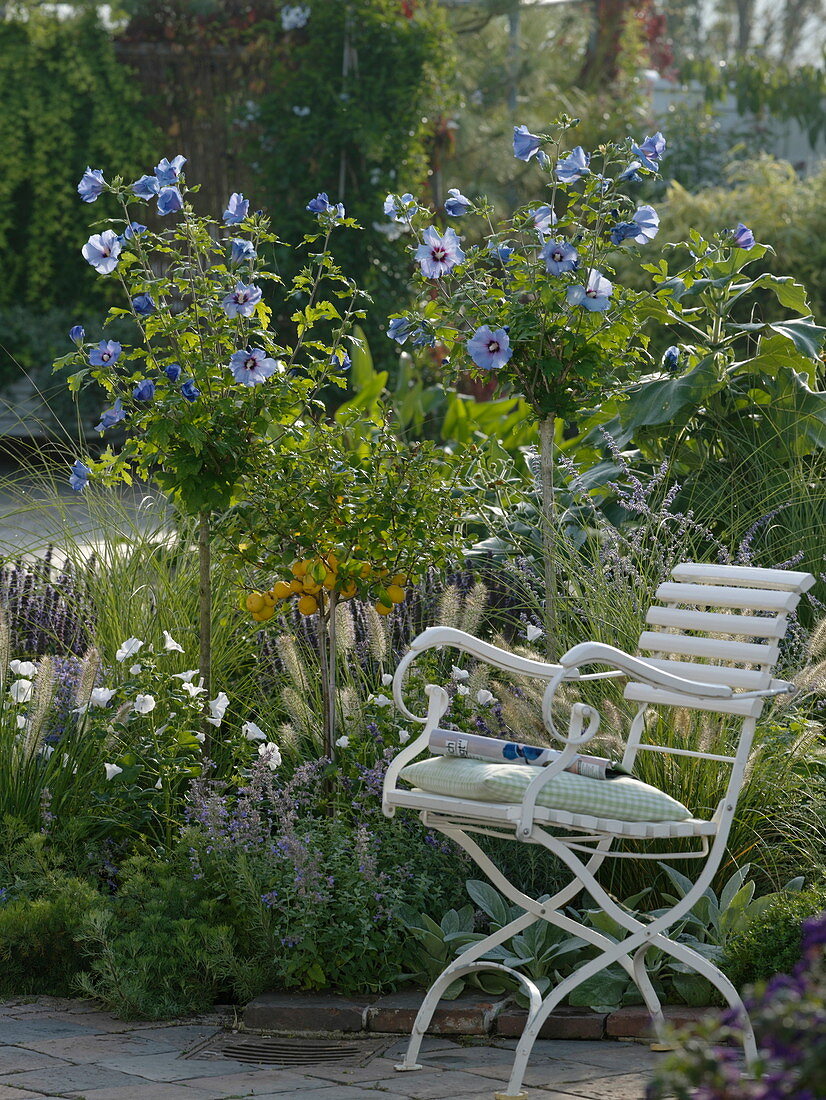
[198,510,212,749]
[539,415,559,663]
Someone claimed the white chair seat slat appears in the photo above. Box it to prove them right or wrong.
[656,582,799,613]
[624,681,765,716]
[641,658,772,689]
[385,787,719,838]
[671,563,815,593]
[645,606,786,639]
[638,630,777,665]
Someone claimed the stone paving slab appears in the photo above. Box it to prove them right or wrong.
[0,998,666,1100]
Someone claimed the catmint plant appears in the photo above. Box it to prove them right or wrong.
[385,117,667,656]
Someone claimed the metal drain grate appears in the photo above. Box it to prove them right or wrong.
[196,1035,387,1068]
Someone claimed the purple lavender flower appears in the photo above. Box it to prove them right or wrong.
[181,379,200,401]
[223,192,249,225]
[228,347,281,385]
[69,325,85,345]
[733,223,756,249]
[541,239,578,275]
[82,231,122,275]
[414,226,465,278]
[154,155,186,185]
[222,283,262,318]
[89,340,122,366]
[157,186,183,216]
[77,167,105,203]
[444,188,472,216]
[132,378,155,401]
[131,293,155,316]
[566,269,613,312]
[555,146,590,183]
[230,238,256,263]
[466,325,512,370]
[69,460,90,492]
[513,124,542,162]
[631,131,666,170]
[131,174,160,200]
[94,398,126,432]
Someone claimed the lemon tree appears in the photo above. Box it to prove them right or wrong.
[220,407,469,759]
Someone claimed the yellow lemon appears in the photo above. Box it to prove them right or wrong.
[297,594,318,616]
[273,580,292,600]
[290,560,309,579]
[263,591,278,607]
[245,592,266,614]
[252,605,275,622]
[289,578,304,594]
[390,574,408,587]
[375,602,393,616]
[386,584,405,604]
[339,580,357,599]
[302,578,322,595]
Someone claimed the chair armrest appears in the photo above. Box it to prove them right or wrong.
[392,626,563,723]
[560,642,734,699]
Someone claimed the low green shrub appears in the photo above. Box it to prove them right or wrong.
[721,886,826,991]
[0,874,103,996]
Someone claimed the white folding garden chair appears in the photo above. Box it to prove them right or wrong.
[382,562,814,1100]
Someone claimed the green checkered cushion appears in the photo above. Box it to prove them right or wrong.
[400,756,691,823]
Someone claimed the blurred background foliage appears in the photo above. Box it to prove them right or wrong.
[0,0,823,436]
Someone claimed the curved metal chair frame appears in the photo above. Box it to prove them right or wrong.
[382,563,814,1100]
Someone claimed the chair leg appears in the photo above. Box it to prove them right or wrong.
[649,933,758,1070]
[394,910,538,1072]
[632,944,666,1039]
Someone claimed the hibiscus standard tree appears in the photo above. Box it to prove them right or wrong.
[385,118,666,655]
[57,160,365,720]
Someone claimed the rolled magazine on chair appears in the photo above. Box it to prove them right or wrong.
[428,729,630,779]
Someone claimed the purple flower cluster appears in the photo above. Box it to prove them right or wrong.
[0,548,95,655]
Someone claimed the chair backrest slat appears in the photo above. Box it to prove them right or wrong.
[624,681,765,717]
[656,581,798,613]
[639,658,773,690]
[638,631,777,666]
[645,606,786,639]
[671,563,815,592]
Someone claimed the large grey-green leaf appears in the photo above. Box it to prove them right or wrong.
[620,359,721,432]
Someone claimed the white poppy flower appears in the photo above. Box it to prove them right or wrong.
[381,673,393,686]
[116,637,144,663]
[476,689,496,706]
[9,660,37,678]
[194,731,206,743]
[205,692,230,726]
[451,666,469,681]
[258,742,282,770]
[398,728,411,744]
[525,623,543,642]
[10,679,33,703]
[129,664,142,675]
[335,735,350,748]
[456,684,469,696]
[89,687,117,707]
[372,693,392,708]
[242,721,267,741]
[133,694,156,714]
[172,669,199,683]
[181,681,207,697]
[163,631,184,653]
[104,763,123,781]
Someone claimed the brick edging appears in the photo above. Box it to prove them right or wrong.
[244,992,711,1040]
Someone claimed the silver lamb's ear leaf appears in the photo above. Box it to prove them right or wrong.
[465,879,512,927]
